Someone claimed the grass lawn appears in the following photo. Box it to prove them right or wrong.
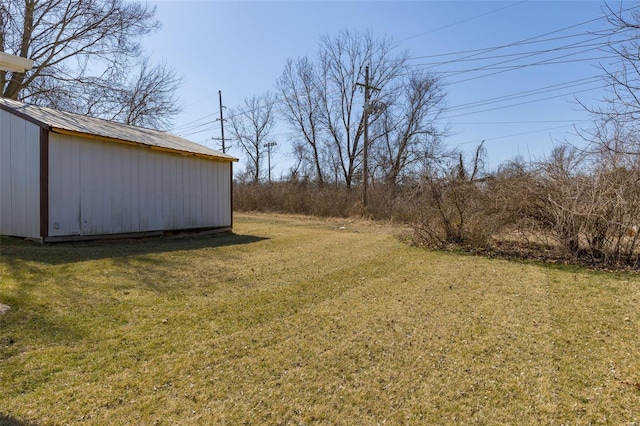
[1,213,639,425]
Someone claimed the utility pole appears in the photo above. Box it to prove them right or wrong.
[356,65,380,208]
[218,90,226,153]
[264,141,277,183]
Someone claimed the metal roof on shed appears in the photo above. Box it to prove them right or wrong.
[0,98,237,162]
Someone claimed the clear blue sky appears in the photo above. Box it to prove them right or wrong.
[144,0,624,176]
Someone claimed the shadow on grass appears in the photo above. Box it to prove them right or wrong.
[0,231,270,370]
[0,414,39,426]
[0,232,268,265]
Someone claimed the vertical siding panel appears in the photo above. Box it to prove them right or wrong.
[79,137,93,235]
[194,158,208,227]
[23,123,40,238]
[227,162,234,226]
[220,162,228,226]
[122,148,132,233]
[188,157,198,227]
[10,117,27,235]
[196,158,204,226]
[161,154,173,229]
[47,136,60,236]
[219,163,227,226]
[169,155,179,229]
[82,141,95,235]
[207,161,216,226]
[206,160,213,226]
[98,142,108,234]
[67,137,81,235]
[219,162,227,226]
[137,149,149,232]
[160,154,168,229]
[133,148,142,232]
[228,163,233,225]
[120,147,132,233]
[190,158,198,226]
[49,135,81,236]
[216,162,224,226]
[147,150,157,231]
[226,163,231,226]
[112,146,124,233]
[210,162,222,225]
[183,156,192,227]
[0,111,13,234]
[181,157,191,228]
[149,151,162,230]
[95,141,109,235]
[175,156,184,229]
[116,147,126,233]
[141,151,150,231]
[200,161,212,226]
[215,162,222,226]
[210,161,218,226]
[166,155,174,229]
[100,143,113,235]
[129,148,140,233]
[176,156,191,228]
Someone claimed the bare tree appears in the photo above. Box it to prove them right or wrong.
[278,30,444,189]
[228,92,277,184]
[601,3,640,122]
[109,59,182,129]
[579,2,640,156]
[318,30,407,188]
[277,57,326,186]
[370,70,447,186]
[0,0,181,129]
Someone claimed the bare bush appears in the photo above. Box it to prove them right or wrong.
[233,141,640,270]
[490,145,639,268]
[403,143,504,249]
[234,182,360,218]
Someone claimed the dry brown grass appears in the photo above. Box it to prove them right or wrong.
[1,213,639,425]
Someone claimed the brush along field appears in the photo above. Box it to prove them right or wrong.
[1,213,639,425]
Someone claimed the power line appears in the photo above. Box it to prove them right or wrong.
[442,85,605,120]
[405,28,608,65]
[453,119,591,125]
[416,9,613,65]
[444,54,615,87]
[407,33,618,69]
[446,76,601,112]
[172,114,219,131]
[168,4,638,147]
[399,0,529,42]
[451,124,579,148]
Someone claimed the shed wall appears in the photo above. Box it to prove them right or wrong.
[48,133,231,238]
[0,109,41,238]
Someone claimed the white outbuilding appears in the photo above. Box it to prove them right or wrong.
[0,98,238,242]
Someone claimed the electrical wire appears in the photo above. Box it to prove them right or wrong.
[399,0,530,42]
[168,4,638,147]
[446,76,601,112]
[408,33,617,70]
[172,112,219,131]
[442,85,606,120]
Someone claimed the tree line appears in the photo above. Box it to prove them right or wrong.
[3,0,638,268]
[231,4,640,269]
[229,29,447,187]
